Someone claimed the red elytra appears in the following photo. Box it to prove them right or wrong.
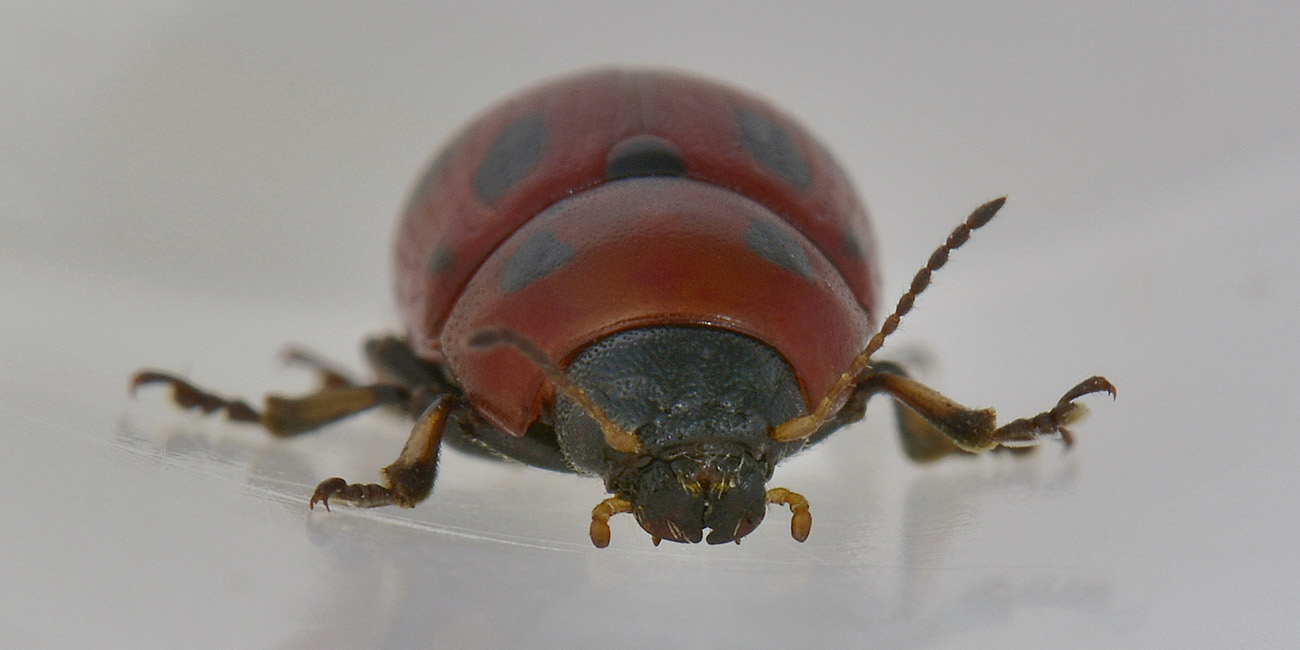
[395,70,878,435]
[133,69,1114,547]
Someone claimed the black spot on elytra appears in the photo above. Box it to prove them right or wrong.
[605,135,687,180]
[403,132,464,217]
[736,108,812,190]
[745,219,813,280]
[427,245,455,275]
[841,232,865,260]
[501,230,574,293]
[473,112,547,203]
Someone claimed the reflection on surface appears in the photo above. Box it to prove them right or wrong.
[118,406,1126,648]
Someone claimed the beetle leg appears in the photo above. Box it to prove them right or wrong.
[363,335,460,399]
[311,394,458,510]
[280,346,358,389]
[773,199,1009,444]
[840,360,968,462]
[863,371,1116,452]
[130,370,410,436]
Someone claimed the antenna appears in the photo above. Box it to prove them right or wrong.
[774,197,1007,442]
[468,327,642,454]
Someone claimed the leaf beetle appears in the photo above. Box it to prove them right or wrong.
[134,69,1114,547]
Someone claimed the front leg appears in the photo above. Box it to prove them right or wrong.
[311,393,459,510]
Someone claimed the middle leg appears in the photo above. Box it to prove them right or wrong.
[862,370,1115,453]
[130,370,412,436]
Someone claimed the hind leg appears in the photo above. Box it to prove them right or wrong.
[280,346,360,390]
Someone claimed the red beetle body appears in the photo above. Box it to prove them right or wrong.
[135,68,1113,547]
[396,69,877,440]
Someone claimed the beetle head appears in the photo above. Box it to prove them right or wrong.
[591,448,812,547]
[609,443,769,545]
[474,324,814,547]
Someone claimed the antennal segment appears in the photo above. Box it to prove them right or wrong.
[774,197,1007,442]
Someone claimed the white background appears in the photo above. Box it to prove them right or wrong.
[4,2,1298,648]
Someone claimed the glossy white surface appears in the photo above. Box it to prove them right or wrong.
[4,3,1298,648]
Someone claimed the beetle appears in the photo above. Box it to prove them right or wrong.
[133,69,1114,547]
